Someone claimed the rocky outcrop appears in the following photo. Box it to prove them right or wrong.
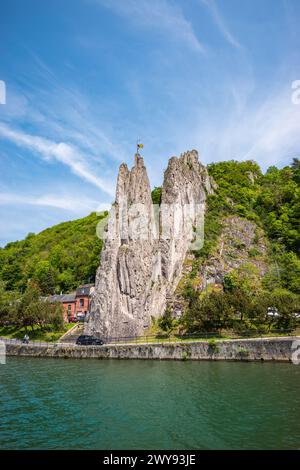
[176,215,268,299]
[200,216,268,289]
[172,215,269,316]
[85,150,213,339]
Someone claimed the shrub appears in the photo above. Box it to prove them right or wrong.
[157,308,173,332]
[237,346,249,358]
[181,351,190,361]
[151,187,162,205]
[208,338,220,354]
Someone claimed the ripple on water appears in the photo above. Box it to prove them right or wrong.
[0,358,299,449]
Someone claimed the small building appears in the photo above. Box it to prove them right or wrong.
[48,293,76,323]
[75,284,95,322]
[48,284,94,323]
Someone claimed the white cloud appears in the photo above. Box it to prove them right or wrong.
[188,85,300,168]
[242,93,300,163]
[0,192,111,246]
[0,191,111,213]
[200,0,242,49]
[97,0,205,53]
[1,56,128,169]
[0,122,115,196]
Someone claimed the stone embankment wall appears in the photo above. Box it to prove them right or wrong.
[5,337,298,362]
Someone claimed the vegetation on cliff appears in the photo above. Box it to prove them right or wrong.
[163,158,300,333]
[0,212,108,294]
[204,158,300,294]
[151,186,162,205]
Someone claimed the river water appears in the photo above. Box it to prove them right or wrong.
[0,357,299,449]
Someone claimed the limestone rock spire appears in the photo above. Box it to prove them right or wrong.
[85,149,213,339]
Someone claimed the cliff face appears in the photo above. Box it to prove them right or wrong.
[171,215,269,319]
[85,150,213,339]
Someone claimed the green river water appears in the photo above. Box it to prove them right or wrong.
[0,357,299,449]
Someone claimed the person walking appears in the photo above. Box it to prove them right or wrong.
[23,334,29,344]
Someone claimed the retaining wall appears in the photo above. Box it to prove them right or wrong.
[4,336,299,362]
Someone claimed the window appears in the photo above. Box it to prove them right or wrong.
[79,298,84,307]
[67,305,72,319]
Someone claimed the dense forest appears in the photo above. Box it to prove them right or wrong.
[0,212,108,294]
[172,158,300,333]
[205,158,300,292]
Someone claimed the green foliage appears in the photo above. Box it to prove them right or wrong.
[194,196,223,261]
[0,212,107,294]
[187,158,300,333]
[291,158,300,184]
[151,186,162,205]
[223,273,239,292]
[263,251,300,294]
[0,282,64,331]
[0,323,75,342]
[181,351,190,361]
[32,261,57,295]
[255,158,300,294]
[264,288,300,330]
[0,281,19,326]
[255,163,300,255]
[182,286,230,332]
[248,247,260,258]
[208,338,220,354]
[194,160,261,263]
[208,160,262,220]
[197,158,299,277]
[237,347,249,358]
[181,284,300,333]
[224,264,262,294]
[157,308,174,332]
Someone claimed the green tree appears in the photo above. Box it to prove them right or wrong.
[151,187,162,205]
[0,282,19,325]
[0,212,106,293]
[33,261,57,295]
[158,308,173,332]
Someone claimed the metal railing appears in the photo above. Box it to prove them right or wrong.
[0,337,57,348]
[104,328,298,345]
[0,328,298,349]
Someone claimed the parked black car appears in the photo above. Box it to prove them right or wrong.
[76,335,104,346]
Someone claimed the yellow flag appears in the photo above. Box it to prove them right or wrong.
[137,143,144,149]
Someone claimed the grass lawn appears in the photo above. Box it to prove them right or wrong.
[109,328,300,345]
[0,323,77,342]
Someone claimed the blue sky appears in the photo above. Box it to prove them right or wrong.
[0,0,299,246]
